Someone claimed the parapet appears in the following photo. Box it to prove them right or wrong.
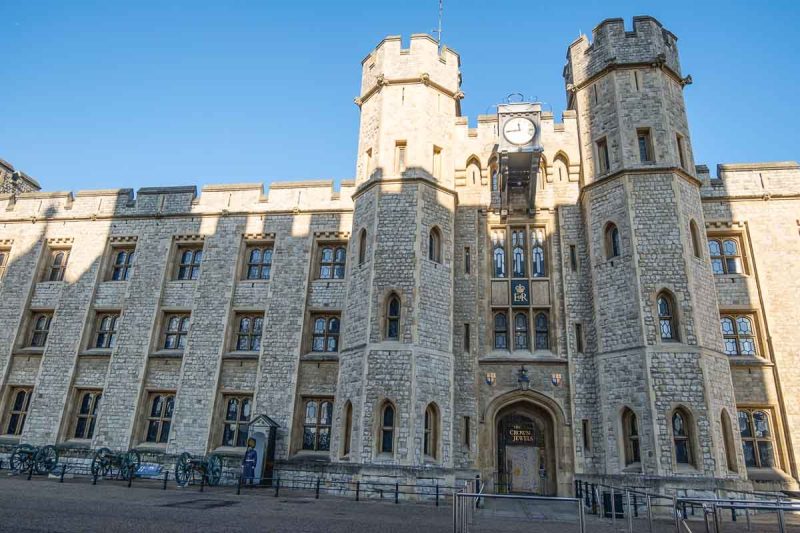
[699,161,800,199]
[565,16,681,87]
[359,34,461,100]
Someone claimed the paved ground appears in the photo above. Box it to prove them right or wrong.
[1,474,798,532]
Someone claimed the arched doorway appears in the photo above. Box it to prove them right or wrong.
[495,402,557,495]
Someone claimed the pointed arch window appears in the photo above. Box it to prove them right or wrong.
[514,312,529,350]
[492,230,506,278]
[244,245,273,280]
[511,230,525,278]
[424,403,439,459]
[342,401,353,457]
[720,314,757,356]
[708,237,743,275]
[46,249,70,282]
[222,394,252,447]
[302,398,333,451]
[672,408,694,465]
[429,227,442,263]
[534,313,549,350]
[319,245,347,279]
[657,292,678,341]
[738,409,775,468]
[531,228,546,277]
[494,312,508,350]
[689,220,702,258]
[622,408,640,465]
[94,313,120,349]
[605,223,620,259]
[311,315,340,352]
[73,390,102,440]
[145,393,175,444]
[386,294,401,340]
[380,402,395,454]
[467,159,481,185]
[29,312,53,348]
[4,387,32,436]
[110,248,136,281]
[358,229,367,265]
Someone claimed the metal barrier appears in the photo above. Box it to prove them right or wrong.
[453,491,585,533]
[673,496,800,532]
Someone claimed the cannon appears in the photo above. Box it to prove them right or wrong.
[9,443,59,474]
[90,448,141,480]
[174,452,222,487]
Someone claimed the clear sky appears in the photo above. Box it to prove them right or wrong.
[1,1,798,192]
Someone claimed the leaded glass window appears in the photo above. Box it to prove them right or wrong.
[302,399,333,451]
[534,313,549,350]
[245,246,273,280]
[494,312,508,350]
[492,230,506,278]
[657,292,677,341]
[380,403,395,454]
[386,295,401,340]
[46,249,70,282]
[145,393,174,444]
[672,409,693,465]
[222,395,251,447]
[319,245,346,279]
[176,247,203,280]
[5,387,32,436]
[511,230,525,278]
[531,228,546,277]
[514,312,528,350]
[720,314,757,356]
[235,314,264,352]
[708,238,743,275]
[738,409,776,468]
[163,314,190,350]
[311,315,340,352]
[74,390,101,440]
[29,313,52,348]
[110,248,135,281]
[94,313,120,349]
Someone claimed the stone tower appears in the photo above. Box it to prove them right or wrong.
[332,35,460,471]
[565,17,744,482]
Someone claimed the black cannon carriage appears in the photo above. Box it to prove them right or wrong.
[90,448,141,480]
[9,443,59,475]
[174,452,222,487]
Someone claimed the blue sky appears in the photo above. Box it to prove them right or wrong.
[1,1,798,192]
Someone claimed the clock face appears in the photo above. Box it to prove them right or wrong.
[503,117,535,145]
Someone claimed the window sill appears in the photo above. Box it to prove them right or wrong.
[134,442,168,452]
[313,278,346,283]
[14,347,45,356]
[674,464,700,474]
[622,463,642,473]
[713,274,748,281]
[212,446,246,457]
[727,356,772,367]
[0,435,21,445]
[60,439,93,450]
[301,352,339,362]
[36,280,64,286]
[100,280,129,284]
[746,466,792,483]
[166,279,197,285]
[290,451,331,463]
[480,350,563,363]
[150,350,184,359]
[80,349,112,358]
[223,351,260,360]
[238,279,270,285]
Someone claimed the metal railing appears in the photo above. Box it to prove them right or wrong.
[673,496,800,532]
[453,491,585,533]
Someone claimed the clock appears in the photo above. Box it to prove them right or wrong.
[503,117,535,145]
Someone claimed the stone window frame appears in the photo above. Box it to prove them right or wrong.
[299,397,334,453]
[383,292,402,342]
[676,132,687,169]
[357,229,367,266]
[423,402,440,461]
[604,222,621,260]
[655,290,680,343]
[68,389,103,442]
[2,386,33,438]
[428,226,443,264]
[25,310,54,350]
[737,406,782,471]
[305,312,341,354]
[688,220,702,259]
[720,408,739,473]
[42,247,71,282]
[669,405,698,470]
[241,241,274,281]
[105,244,137,282]
[620,407,641,469]
[719,310,764,359]
[594,136,611,176]
[155,311,191,354]
[140,391,175,446]
[314,241,347,280]
[227,311,265,354]
[167,236,205,282]
[0,247,10,280]
[341,400,353,459]
[636,127,655,163]
[89,310,122,352]
[376,399,397,457]
[215,392,253,449]
[394,141,407,175]
[707,232,749,276]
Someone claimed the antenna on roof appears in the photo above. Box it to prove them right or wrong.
[433,0,443,44]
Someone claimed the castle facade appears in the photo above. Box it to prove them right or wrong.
[1,16,799,495]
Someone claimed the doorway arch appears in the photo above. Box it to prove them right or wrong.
[485,390,573,496]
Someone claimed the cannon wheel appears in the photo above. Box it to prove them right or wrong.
[174,452,192,486]
[34,445,59,474]
[91,447,113,477]
[204,454,222,486]
[10,444,35,472]
[120,449,141,480]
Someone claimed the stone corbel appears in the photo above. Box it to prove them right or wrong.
[420,72,430,86]
[680,74,693,87]
[652,53,667,68]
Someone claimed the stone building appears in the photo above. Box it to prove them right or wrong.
[0,16,798,495]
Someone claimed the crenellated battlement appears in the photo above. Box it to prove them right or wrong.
[0,180,356,221]
[359,34,460,100]
[565,16,681,87]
